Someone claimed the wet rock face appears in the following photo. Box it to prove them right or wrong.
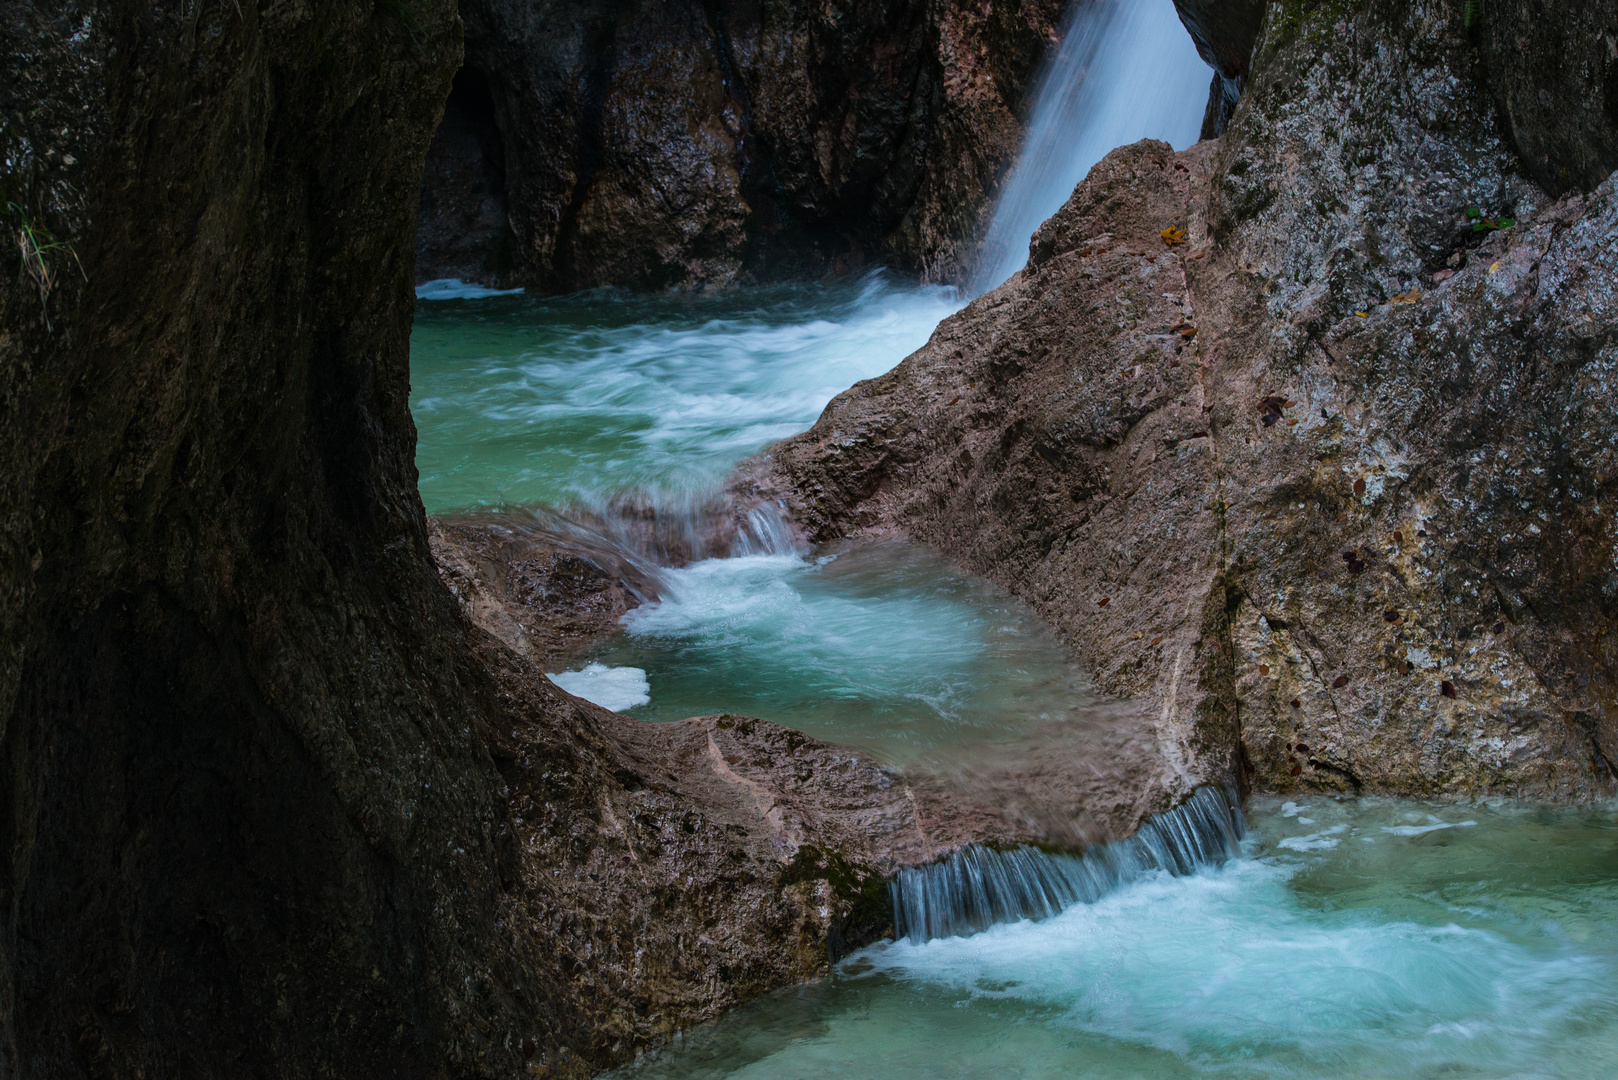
[1170,0,1266,137]
[765,0,1618,801]
[1478,0,1618,197]
[418,0,1064,291]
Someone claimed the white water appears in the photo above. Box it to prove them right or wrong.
[545,662,651,711]
[618,799,1618,1079]
[410,273,961,512]
[592,539,1103,764]
[970,0,1209,292]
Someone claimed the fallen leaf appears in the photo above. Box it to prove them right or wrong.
[1353,478,1366,497]
[1151,636,1163,646]
[1390,288,1422,304]
[1433,269,1455,283]
[1489,261,1501,274]
[1290,698,1301,708]
[1333,674,1350,688]
[1160,226,1188,246]
[1286,418,1299,426]
[1393,531,1403,544]
[1259,665,1270,676]
[1290,764,1303,777]
[1356,311,1369,318]
[1193,251,1207,259]
[1098,597,1110,607]
[1383,610,1400,622]
[1492,621,1505,634]
[1296,743,1310,753]
[1398,661,1411,675]
[1441,680,1457,699]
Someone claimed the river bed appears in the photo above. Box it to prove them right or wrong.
[411,273,1616,1080]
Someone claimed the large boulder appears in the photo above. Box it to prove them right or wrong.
[762,0,1618,802]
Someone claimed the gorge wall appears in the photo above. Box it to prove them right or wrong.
[417,0,1066,290]
[764,0,1618,803]
[0,2,965,1076]
[7,0,1618,1076]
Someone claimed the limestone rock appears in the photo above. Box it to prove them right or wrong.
[418,0,1065,291]
[763,0,1618,802]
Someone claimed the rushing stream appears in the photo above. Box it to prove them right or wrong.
[610,798,1618,1079]
[411,274,1120,765]
[408,1,1618,1075]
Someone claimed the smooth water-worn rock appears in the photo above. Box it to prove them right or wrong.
[762,0,1618,803]
[417,0,1064,291]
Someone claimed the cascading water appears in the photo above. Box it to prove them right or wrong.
[892,786,1244,942]
[970,0,1209,293]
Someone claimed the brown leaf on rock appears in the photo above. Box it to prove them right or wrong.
[1290,698,1301,708]
[1332,674,1350,688]
[1259,664,1270,675]
[1160,226,1187,246]
[1353,478,1366,497]
[1441,680,1457,698]
[1492,622,1505,634]
[1097,597,1110,607]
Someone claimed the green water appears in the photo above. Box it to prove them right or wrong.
[613,798,1618,1080]
[410,282,1618,1080]
[410,274,961,513]
[412,275,1110,767]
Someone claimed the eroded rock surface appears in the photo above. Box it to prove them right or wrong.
[763,0,1618,803]
[0,3,1085,1076]
[418,0,1065,290]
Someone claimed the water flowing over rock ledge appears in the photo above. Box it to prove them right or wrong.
[892,785,1243,942]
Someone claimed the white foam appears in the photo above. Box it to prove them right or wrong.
[1382,819,1478,837]
[410,272,961,511]
[415,278,525,300]
[546,663,650,711]
[858,851,1610,1076]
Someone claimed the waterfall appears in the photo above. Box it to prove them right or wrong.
[970,0,1210,293]
[891,786,1244,943]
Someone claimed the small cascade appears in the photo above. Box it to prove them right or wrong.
[970,0,1208,293]
[891,786,1243,943]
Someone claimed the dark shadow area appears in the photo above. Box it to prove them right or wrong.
[416,66,514,285]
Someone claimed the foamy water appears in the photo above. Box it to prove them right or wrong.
[411,273,961,513]
[615,798,1618,1079]
[593,540,1101,762]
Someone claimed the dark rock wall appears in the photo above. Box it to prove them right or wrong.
[0,2,524,1074]
[1171,0,1266,138]
[418,0,1065,291]
[1478,0,1618,196]
[0,3,941,1076]
[763,0,1618,801]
